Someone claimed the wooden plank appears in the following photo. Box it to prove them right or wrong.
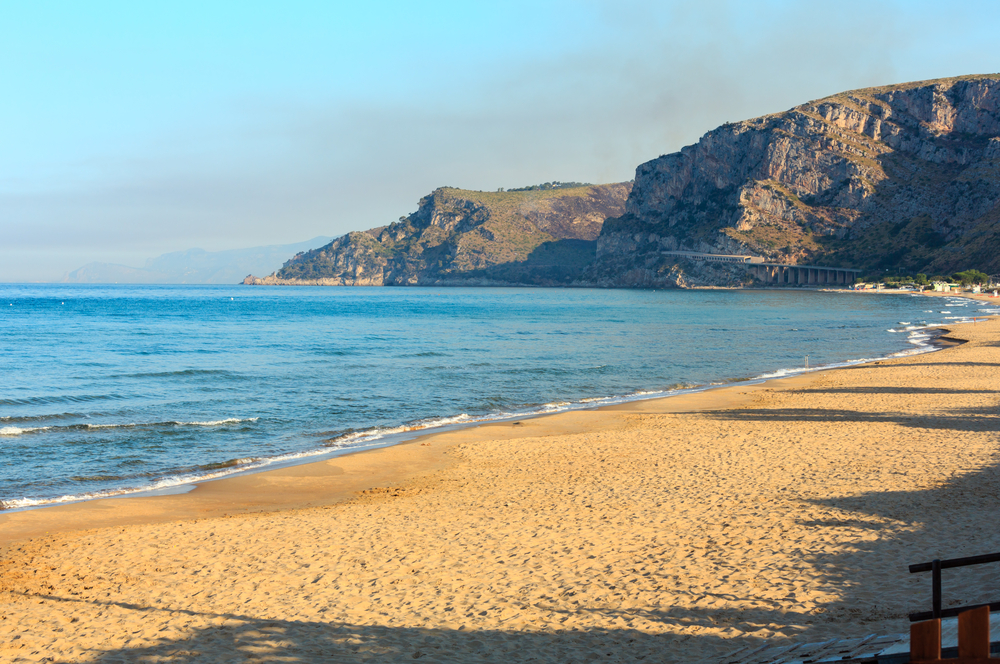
[958,605,991,659]
[910,618,941,661]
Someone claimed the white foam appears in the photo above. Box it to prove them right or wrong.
[83,417,259,430]
[0,426,49,436]
[183,418,260,426]
[325,413,478,448]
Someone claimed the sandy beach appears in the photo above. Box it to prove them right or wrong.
[3,315,1000,663]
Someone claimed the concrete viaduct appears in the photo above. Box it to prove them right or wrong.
[746,263,861,286]
[660,251,861,286]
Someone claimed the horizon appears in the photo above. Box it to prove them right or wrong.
[4,0,1000,282]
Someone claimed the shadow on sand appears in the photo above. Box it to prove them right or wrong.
[36,593,766,663]
[708,404,1000,432]
[700,394,1000,623]
[788,387,995,395]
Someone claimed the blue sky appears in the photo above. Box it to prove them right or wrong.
[3,0,1000,281]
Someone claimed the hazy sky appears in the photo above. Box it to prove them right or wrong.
[3,0,1000,281]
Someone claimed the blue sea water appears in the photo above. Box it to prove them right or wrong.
[0,284,988,509]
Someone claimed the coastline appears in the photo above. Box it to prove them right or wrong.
[1,288,963,514]
[1,315,959,544]
[0,315,951,524]
[0,366,824,545]
[5,318,1000,661]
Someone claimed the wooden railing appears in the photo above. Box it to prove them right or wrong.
[909,552,1000,662]
[909,553,1000,622]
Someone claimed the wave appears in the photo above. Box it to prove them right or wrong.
[85,417,259,430]
[0,412,83,424]
[0,394,121,407]
[178,418,259,427]
[0,425,51,436]
[0,417,259,436]
[193,456,260,472]
[322,413,477,447]
[396,351,451,358]
[121,369,245,379]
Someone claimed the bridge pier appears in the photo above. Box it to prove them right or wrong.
[747,263,858,287]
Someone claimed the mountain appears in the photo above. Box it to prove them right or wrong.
[244,183,631,286]
[62,236,334,284]
[588,74,1000,287]
[246,75,1000,290]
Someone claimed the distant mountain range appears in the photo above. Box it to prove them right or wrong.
[245,74,1000,289]
[61,237,334,284]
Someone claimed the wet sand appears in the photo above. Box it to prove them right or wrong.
[3,319,1000,663]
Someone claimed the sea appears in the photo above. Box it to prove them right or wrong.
[1,284,993,511]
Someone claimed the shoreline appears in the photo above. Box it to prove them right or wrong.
[1,286,984,516]
[0,311,967,544]
[0,300,958,519]
[0,364,847,545]
[4,318,1000,661]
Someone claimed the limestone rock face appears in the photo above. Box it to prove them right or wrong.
[248,183,631,287]
[245,75,1000,290]
[596,74,1000,282]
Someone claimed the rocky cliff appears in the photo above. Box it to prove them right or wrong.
[588,74,1000,287]
[244,183,631,286]
[246,75,1000,290]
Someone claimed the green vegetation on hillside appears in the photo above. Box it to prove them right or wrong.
[505,181,592,192]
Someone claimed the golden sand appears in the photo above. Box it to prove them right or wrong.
[2,318,1000,663]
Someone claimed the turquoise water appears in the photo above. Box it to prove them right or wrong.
[0,285,985,509]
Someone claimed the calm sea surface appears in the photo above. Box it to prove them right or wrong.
[0,284,988,509]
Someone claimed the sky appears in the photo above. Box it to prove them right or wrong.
[3,0,1000,282]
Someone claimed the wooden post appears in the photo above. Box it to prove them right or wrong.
[933,559,942,618]
[910,618,941,662]
[958,605,990,660]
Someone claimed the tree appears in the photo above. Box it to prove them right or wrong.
[953,269,989,285]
